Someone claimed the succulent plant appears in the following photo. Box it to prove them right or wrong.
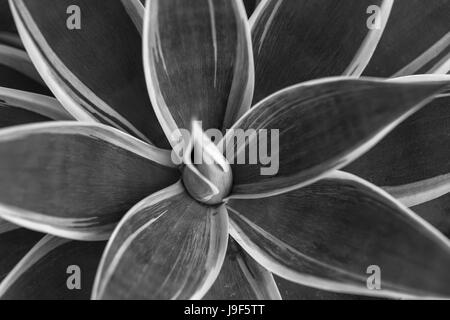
[0,0,449,300]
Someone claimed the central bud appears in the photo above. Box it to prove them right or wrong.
[182,123,232,205]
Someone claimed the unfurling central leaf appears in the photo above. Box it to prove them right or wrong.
[182,122,233,205]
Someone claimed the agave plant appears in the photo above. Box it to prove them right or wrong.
[0,0,449,300]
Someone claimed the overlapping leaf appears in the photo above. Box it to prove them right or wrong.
[0,235,105,299]
[346,94,450,206]
[227,171,450,299]
[93,183,229,300]
[225,77,449,197]
[143,0,254,146]
[204,240,280,300]
[364,0,450,76]
[11,0,168,147]
[0,122,179,240]
[251,0,392,103]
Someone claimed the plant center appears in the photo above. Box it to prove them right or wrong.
[181,123,233,205]
[183,160,233,205]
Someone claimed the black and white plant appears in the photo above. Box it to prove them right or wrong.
[0,0,449,300]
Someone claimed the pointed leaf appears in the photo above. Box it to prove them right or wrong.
[224,77,449,197]
[0,235,105,300]
[0,227,42,282]
[364,0,450,77]
[227,171,450,299]
[251,0,393,103]
[11,0,169,147]
[346,95,450,206]
[0,122,179,240]
[143,0,254,147]
[204,239,280,300]
[93,182,228,300]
